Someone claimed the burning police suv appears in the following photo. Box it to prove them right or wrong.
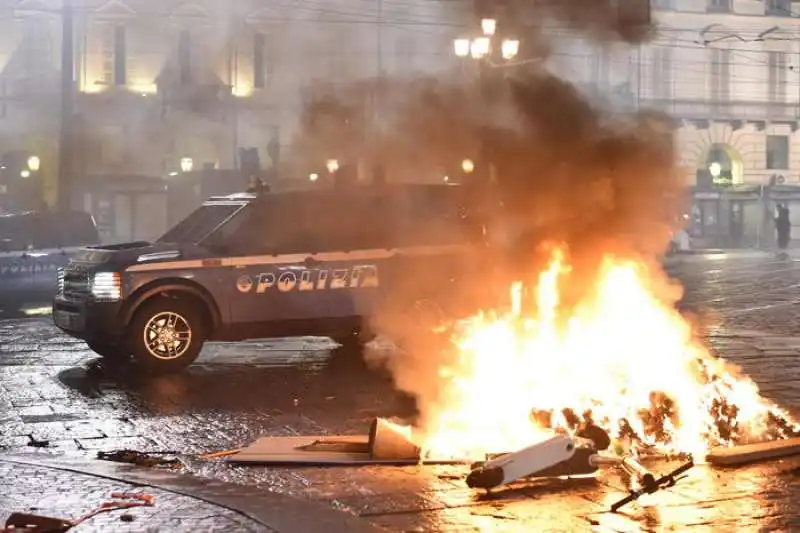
[53,184,486,373]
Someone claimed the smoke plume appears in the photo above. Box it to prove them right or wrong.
[289,1,688,428]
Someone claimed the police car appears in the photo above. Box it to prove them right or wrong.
[52,184,488,373]
[1,210,99,311]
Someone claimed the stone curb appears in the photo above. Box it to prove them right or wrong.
[0,454,385,533]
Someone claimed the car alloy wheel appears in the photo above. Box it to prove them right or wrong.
[142,311,193,360]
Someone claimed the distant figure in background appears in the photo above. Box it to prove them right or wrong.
[246,175,269,195]
[775,203,791,251]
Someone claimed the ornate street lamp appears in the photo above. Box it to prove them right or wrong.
[501,39,520,60]
[481,18,496,36]
[27,155,40,172]
[180,157,194,173]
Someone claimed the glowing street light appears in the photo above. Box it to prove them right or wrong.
[453,38,471,58]
[309,172,319,182]
[27,155,40,172]
[501,39,520,60]
[326,159,339,173]
[481,18,496,36]
[180,157,193,173]
[461,158,475,173]
[470,37,491,59]
[709,162,722,178]
[20,169,30,178]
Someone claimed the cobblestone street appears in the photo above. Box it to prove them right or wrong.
[1,253,800,531]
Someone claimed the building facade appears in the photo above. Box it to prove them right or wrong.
[0,0,467,207]
[647,0,800,247]
[548,0,800,247]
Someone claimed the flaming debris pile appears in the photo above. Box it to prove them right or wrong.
[412,247,798,461]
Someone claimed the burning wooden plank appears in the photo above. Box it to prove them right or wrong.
[706,436,800,466]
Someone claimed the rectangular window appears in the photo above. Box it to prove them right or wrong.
[652,46,672,99]
[767,135,790,169]
[708,0,731,12]
[23,18,52,80]
[766,0,791,16]
[178,30,191,84]
[113,26,126,86]
[592,48,610,89]
[710,48,730,101]
[768,51,787,102]
[652,0,673,9]
[253,33,265,89]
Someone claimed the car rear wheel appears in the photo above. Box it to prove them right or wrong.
[128,298,206,374]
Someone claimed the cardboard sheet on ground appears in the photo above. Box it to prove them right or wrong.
[706,436,800,466]
[228,418,465,465]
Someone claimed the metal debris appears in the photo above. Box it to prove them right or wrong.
[97,450,181,469]
[1,492,155,533]
[466,425,611,490]
[610,457,694,512]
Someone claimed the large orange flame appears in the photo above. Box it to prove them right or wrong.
[416,246,798,461]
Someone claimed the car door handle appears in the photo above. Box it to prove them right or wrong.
[304,257,321,267]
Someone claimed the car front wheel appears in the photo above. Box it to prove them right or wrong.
[128,298,205,373]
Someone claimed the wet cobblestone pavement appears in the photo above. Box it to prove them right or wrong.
[1,252,800,531]
[0,460,271,532]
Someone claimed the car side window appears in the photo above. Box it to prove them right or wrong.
[388,190,468,247]
[29,214,62,249]
[59,213,99,247]
[0,217,27,252]
[221,197,318,255]
[303,193,388,253]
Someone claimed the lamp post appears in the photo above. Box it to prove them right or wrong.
[27,155,40,172]
[180,157,194,173]
[453,19,519,190]
[326,159,339,174]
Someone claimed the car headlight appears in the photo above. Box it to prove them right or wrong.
[57,268,65,296]
[91,272,121,301]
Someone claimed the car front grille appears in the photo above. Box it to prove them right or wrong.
[62,264,92,301]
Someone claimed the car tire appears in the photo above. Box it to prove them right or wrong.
[86,341,129,363]
[128,298,206,374]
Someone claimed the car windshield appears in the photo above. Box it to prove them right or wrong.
[157,203,246,244]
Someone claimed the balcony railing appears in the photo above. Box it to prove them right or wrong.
[638,98,800,121]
